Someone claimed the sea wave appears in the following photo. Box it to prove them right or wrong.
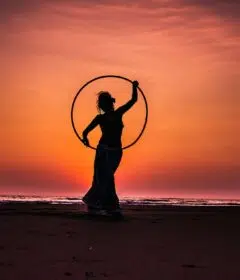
[0,195,240,206]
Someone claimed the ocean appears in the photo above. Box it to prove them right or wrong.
[0,195,239,206]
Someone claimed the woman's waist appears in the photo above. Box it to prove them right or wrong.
[98,141,122,149]
[99,136,122,146]
[98,142,122,149]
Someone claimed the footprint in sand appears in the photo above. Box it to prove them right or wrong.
[27,229,40,234]
[182,264,206,268]
[0,262,13,267]
[85,271,95,279]
[182,264,197,268]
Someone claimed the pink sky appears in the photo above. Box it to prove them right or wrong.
[0,0,239,198]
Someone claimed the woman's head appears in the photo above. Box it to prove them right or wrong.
[97,91,115,113]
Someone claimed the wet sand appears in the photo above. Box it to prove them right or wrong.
[0,203,239,280]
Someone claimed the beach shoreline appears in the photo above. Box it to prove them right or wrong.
[0,203,239,280]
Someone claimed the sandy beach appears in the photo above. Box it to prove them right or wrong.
[0,203,239,280]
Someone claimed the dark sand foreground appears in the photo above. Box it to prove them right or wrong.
[0,203,240,280]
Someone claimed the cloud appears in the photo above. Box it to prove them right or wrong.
[180,0,240,21]
[1,0,239,22]
[2,0,238,55]
[0,0,39,22]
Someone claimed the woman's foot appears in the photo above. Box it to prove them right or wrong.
[86,205,105,215]
[106,209,124,220]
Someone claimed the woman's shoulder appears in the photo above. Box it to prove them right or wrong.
[95,114,102,118]
[96,114,103,122]
[91,114,102,123]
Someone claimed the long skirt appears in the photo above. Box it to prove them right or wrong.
[82,145,123,211]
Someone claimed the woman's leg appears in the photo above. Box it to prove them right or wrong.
[82,147,123,212]
[101,149,122,211]
[82,148,103,209]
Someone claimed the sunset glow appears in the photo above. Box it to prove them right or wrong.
[1,0,239,198]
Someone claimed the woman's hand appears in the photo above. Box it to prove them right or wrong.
[132,80,139,88]
[82,136,90,147]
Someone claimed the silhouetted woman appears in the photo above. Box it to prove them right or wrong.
[82,80,139,217]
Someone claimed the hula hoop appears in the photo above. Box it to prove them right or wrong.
[71,75,148,150]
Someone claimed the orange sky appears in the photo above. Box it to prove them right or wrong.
[1,0,239,198]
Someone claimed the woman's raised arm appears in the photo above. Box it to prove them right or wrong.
[116,80,139,115]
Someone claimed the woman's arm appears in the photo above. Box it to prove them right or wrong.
[116,80,139,115]
[82,115,100,146]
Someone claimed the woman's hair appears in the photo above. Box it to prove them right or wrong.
[97,91,115,113]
